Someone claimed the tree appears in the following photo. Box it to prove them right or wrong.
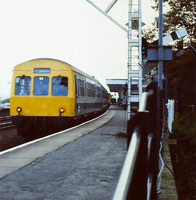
[166,45,196,114]
[142,0,196,114]
[144,2,196,199]
[152,0,196,40]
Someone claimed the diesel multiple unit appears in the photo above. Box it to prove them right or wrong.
[10,58,110,134]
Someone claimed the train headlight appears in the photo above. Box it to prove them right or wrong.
[16,107,22,115]
[17,107,22,112]
[59,107,65,113]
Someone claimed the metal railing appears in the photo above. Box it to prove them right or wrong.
[113,82,161,200]
[138,90,153,112]
[113,127,141,200]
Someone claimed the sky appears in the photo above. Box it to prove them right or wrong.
[0,0,157,100]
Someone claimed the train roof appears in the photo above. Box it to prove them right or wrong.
[23,58,107,90]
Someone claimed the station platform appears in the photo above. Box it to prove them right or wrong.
[0,105,178,199]
[0,106,127,199]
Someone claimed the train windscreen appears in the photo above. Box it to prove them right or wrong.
[34,77,49,95]
[15,76,31,95]
[52,76,68,96]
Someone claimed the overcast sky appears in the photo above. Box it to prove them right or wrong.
[0,0,156,100]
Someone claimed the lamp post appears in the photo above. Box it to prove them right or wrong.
[158,0,163,90]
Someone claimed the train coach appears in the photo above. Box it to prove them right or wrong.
[10,58,110,135]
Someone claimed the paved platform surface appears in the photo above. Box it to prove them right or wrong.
[0,105,178,199]
[0,109,117,178]
[0,106,127,199]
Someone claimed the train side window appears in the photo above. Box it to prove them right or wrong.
[15,76,31,95]
[79,80,85,96]
[96,86,101,98]
[52,76,68,96]
[75,77,78,96]
[87,82,95,97]
[34,77,49,95]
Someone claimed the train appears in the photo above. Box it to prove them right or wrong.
[10,58,110,135]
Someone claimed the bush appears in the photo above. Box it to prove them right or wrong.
[173,113,196,146]
[172,113,196,199]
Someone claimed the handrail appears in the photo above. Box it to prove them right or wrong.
[147,133,153,160]
[138,90,153,112]
[113,86,159,200]
[113,127,141,200]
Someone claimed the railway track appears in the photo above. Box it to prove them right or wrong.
[0,116,15,130]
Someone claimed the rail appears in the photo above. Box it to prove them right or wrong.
[0,116,14,130]
[138,90,153,112]
[113,82,162,200]
[113,127,141,200]
[0,116,11,122]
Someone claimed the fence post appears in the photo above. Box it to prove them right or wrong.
[126,112,149,199]
[146,82,160,199]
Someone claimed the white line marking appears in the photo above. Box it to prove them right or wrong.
[0,110,109,156]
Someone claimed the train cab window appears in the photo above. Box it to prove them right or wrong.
[15,76,31,95]
[34,77,49,95]
[52,76,68,96]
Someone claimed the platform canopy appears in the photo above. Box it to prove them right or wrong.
[106,79,127,93]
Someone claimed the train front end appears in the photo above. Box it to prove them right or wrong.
[10,59,76,133]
